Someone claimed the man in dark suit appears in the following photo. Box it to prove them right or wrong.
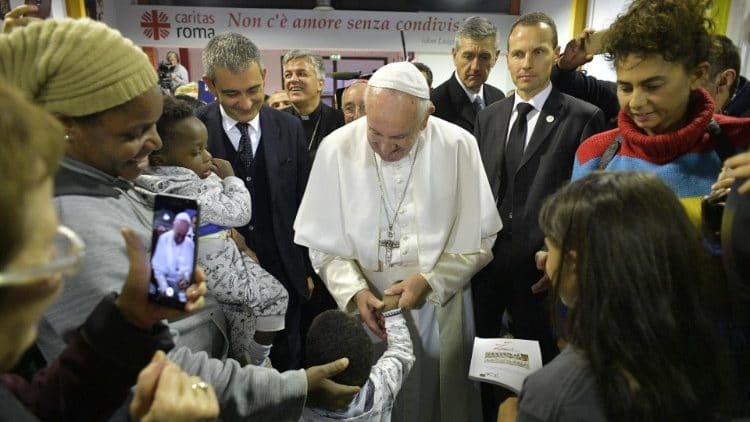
[282,49,345,159]
[197,33,312,371]
[431,16,505,133]
[472,12,605,421]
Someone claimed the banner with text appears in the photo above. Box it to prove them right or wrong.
[113,4,517,51]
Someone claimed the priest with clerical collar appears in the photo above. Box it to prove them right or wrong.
[282,50,344,159]
[294,61,502,422]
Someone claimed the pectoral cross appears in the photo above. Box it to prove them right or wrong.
[379,230,400,269]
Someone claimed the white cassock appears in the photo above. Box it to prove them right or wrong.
[295,116,502,422]
[151,229,195,292]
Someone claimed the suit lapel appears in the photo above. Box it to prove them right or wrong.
[448,75,475,128]
[488,97,515,198]
[496,96,515,170]
[259,107,281,196]
[204,103,231,159]
[520,88,565,168]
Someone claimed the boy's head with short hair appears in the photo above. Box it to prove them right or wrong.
[150,95,213,179]
[306,310,372,389]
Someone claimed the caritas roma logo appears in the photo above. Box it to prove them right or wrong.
[141,10,171,40]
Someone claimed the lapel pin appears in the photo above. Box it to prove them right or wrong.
[546,115,554,123]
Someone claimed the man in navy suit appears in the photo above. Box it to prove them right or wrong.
[431,15,505,133]
[472,12,605,421]
[197,33,312,371]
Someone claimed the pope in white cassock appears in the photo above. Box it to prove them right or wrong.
[294,62,502,422]
[151,211,195,297]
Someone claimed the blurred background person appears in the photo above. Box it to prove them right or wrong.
[266,89,292,110]
[341,80,367,124]
[162,50,189,93]
[411,62,433,89]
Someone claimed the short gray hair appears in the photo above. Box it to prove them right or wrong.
[202,33,262,82]
[282,50,325,82]
[454,16,498,50]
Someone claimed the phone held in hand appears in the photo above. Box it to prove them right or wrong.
[23,0,51,19]
[148,194,200,309]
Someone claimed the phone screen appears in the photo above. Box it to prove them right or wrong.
[148,194,199,309]
[23,0,51,19]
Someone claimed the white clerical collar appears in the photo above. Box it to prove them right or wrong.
[512,81,553,112]
[219,104,261,134]
[454,72,485,106]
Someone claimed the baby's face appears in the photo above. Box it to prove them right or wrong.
[163,117,213,179]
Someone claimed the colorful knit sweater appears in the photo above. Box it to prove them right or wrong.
[572,89,750,224]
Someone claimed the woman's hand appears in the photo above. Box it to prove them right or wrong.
[130,351,219,422]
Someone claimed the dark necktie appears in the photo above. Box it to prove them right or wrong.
[472,97,483,114]
[500,103,535,218]
[236,122,254,170]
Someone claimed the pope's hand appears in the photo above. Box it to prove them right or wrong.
[384,274,431,310]
[353,289,385,339]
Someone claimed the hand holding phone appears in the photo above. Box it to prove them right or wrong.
[148,194,200,309]
[116,228,207,330]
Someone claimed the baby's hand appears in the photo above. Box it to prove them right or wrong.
[212,158,235,179]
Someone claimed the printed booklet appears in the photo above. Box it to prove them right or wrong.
[468,337,543,393]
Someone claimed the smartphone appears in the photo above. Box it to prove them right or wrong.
[148,194,200,309]
[23,0,51,19]
[585,29,609,56]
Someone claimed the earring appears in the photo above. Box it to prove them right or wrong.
[64,134,71,141]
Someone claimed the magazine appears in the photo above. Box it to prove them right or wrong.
[468,337,543,393]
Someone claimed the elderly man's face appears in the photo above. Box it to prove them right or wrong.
[267,90,292,110]
[366,88,429,162]
[173,220,190,244]
[342,83,367,124]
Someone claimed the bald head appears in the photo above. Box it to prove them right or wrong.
[267,89,292,110]
[342,81,367,124]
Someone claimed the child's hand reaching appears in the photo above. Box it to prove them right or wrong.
[211,158,235,179]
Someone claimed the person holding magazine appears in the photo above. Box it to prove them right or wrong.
[499,172,723,421]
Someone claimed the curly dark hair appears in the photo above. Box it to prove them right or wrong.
[603,0,714,71]
[152,94,195,160]
[539,172,724,421]
[305,310,372,388]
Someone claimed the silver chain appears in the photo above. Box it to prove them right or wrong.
[372,139,421,235]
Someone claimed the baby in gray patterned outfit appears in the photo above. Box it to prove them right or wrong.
[136,95,288,366]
